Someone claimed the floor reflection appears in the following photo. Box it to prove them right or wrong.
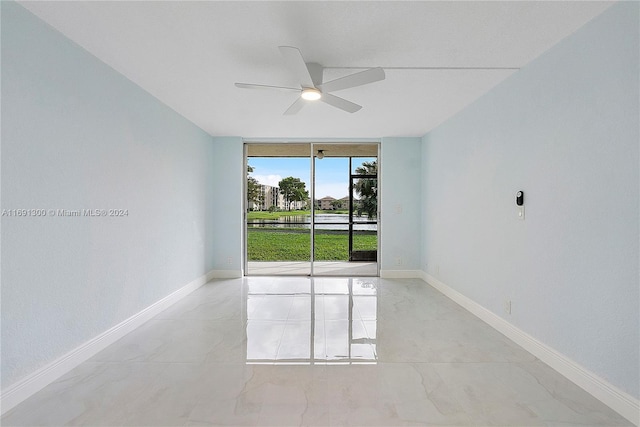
[246,278,377,364]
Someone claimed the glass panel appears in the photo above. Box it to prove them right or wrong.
[312,146,378,276]
[351,157,377,222]
[246,152,311,275]
[352,224,377,253]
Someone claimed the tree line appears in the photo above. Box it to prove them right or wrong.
[247,160,377,218]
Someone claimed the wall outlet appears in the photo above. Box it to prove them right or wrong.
[226,257,233,265]
[504,299,512,315]
[395,257,403,266]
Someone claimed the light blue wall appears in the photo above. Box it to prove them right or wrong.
[1,2,215,389]
[380,137,422,272]
[210,136,244,273]
[421,2,639,398]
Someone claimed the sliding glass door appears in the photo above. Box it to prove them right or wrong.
[245,142,378,276]
[245,143,311,276]
[312,144,378,276]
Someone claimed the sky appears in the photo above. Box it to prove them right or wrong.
[248,157,375,199]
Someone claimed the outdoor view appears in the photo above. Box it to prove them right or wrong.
[246,154,377,271]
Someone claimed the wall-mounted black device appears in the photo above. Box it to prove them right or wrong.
[516,191,524,206]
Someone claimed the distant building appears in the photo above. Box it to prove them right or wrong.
[318,196,336,210]
[341,196,362,210]
[287,199,306,210]
[315,195,360,210]
[250,184,283,211]
[250,184,307,211]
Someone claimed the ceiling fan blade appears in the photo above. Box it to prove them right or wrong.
[318,67,385,93]
[279,46,315,88]
[284,97,305,115]
[320,93,362,113]
[235,82,301,92]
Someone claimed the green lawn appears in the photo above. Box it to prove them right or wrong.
[247,229,377,261]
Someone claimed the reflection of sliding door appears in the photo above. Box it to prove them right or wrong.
[245,142,379,276]
[245,143,311,276]
[245,277,377,363]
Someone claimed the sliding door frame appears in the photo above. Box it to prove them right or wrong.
[243,140,381,277]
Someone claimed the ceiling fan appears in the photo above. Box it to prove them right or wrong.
[235,46,385,115]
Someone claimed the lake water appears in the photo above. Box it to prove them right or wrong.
[248,214,377,231]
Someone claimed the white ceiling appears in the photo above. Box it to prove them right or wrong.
[19,1,613,139]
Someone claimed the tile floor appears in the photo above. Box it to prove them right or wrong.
[2,277,631,426]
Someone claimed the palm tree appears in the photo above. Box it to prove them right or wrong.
[354,160,377,219]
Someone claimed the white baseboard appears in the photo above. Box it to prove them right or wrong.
[380,269,422,279]
[210,269,243,279]
[421,272,640,426]
[0,269,216,415]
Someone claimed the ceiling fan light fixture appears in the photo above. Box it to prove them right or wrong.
[301,88,322,101]
[236,46,384,114]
